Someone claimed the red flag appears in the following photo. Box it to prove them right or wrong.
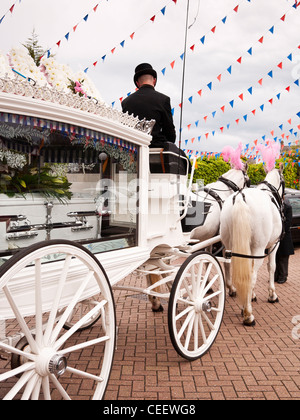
[150,15,156,22]
[278,62,283,69]
[286,86,290,92]
[233,5,239,12]
[281,14,286,21]
[258,78,263,85]
[239,93,244,101]
[258,36,264,43]
[190,44,195,51]
[9,4,15,13]
[56,40,61,47]
[170,60,175,69]
[93,4,99,12]
[73,25,78,32]
[237,57,242,64]
[217,74,222,82]
[211,26,216,33]
[130,32,135,40]
[198,89,202,96]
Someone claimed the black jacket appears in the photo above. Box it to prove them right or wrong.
[277,198,295,257]
[121,84,176,148]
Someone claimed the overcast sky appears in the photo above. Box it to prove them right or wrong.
[0,0,299,153]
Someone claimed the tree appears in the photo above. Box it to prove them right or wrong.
[23,29,46,66]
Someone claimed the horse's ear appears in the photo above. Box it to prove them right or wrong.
[279,162,284,174]
[243,162,249,173]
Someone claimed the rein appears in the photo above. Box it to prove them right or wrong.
[203,174,247,210]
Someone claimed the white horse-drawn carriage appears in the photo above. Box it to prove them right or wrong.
[0,74,273,400]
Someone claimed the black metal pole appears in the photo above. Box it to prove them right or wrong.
[178,0,190,151]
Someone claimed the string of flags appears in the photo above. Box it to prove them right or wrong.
[83,0,179,74]
[0,0,22,25]
[182,76,300,145]
[165,0,300,108]
[181,43,300,133]
[42,2,102,59]
[113,0,300,109]
[183,112,300,164]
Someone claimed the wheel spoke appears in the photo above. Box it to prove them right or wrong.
[59,335,110,355]
[54,300,107,351]
[198,314,207,345]
[3,370,35,400]
[49,269,95,346]
[35,258,44,349]
[31,376,42,400]
[184,312,195,350]
[194,313,199,351]
[21,373,39,400]
[50,374,71,400]
[66,366,104,382]
[202,274,219,296]
[175,305,194,321]
[3,285,39,355]
[0,362,35,382]
[178,310,194,340]
[0,341,36,362]
[42,377,51,400]
[202,311,215,331]
[43,255,72,345]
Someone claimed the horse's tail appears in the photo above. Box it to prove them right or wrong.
[231,196,252,308]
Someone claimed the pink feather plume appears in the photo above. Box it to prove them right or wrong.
[257,141,281,173]
[221,142,244,170]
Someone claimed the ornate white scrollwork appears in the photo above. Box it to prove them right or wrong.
[0,75,155,135]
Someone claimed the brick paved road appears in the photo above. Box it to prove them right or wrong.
[0,248,299,400]
[105,247,300,401]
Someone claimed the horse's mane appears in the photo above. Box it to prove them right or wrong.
[222,142,244,171]
[257,141,281,173]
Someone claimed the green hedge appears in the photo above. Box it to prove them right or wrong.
[192,156,300,190]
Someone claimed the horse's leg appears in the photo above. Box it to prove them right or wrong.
[147,274,164,312]
[223,258,236,297]
[267,250,279,303]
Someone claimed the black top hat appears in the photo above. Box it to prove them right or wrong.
[134,63,157,87]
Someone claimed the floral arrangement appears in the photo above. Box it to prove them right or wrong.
[0,148,27,170]
[0,51,12,78]
[67,78,87,97]
[39,56,104,103]
[40,56,75,93]
[9,46,48,86]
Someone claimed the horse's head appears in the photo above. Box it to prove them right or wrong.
[222,163,250,190]
[263,165,285,204]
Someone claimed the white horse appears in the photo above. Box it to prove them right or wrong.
[190,167,250,243]
[149,166,250,312]
[220,167,284,326]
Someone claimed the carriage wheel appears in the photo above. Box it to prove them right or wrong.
[168,251,225,361]
[0,240,115,400]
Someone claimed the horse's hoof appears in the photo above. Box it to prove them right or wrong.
[152,304,164,313]
[243,319,256,327]
[268,297,279,304]
[252,297,257,303]
[229,291,237,298]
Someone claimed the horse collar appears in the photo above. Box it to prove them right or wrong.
[218,176,240,192]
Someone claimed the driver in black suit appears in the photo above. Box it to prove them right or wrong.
[121,63,176,148]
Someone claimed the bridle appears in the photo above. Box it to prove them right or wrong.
[203,171,250,209]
